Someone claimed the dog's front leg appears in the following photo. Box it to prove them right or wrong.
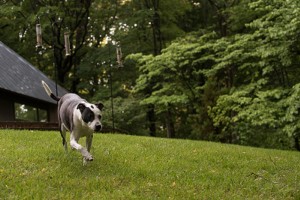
[83,135,94,166]
[70,134,93,161]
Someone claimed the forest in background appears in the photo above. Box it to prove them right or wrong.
[1,0,300,151]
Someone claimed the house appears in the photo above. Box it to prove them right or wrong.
[0,41,68,125]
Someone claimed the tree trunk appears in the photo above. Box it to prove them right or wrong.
[144,0,163,136]
[166,106,175,138]
[50,0,91,88]
[151,0,162,56]
[147,104,156,137]
[295,136,300,151]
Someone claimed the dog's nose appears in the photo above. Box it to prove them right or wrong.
[95,125,102,132]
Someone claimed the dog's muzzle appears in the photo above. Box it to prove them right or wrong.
[95,125,102,132]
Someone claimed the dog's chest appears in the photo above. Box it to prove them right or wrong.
[73,124,93,138]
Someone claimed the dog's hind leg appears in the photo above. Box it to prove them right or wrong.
[86,134,93,152]
[60,124,68,152]
[83,135,94,166]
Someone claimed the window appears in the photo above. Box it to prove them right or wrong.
[14,103,48,122]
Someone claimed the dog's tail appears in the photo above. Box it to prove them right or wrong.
[41,81,60,101]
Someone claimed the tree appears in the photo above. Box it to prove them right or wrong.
[207,0,300,149]
[122,0,192,137]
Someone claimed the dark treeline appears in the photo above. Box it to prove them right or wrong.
[1,0,300,150]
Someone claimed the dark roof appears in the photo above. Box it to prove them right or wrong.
[0,41,68,104]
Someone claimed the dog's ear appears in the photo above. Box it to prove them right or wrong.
[77,103,86,113]
[95,102,104,111]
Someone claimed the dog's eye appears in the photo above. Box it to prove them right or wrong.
[98,115,102,120]
[82,110,95,123]
[87,112,94,122]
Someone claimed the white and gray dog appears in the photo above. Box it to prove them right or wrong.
[42,81,103,164]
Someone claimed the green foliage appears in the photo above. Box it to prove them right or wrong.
[129,32,216,137]
[283,83,300,138]
[127,0,300,149]
[0,130,300,199]
[202,0,300,149]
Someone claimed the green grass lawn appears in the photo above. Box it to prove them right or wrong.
[0,130,299,199]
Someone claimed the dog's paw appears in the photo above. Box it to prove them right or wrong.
[81,149,93,160]
[83,158,88,166]
[84,154,94,161]
[83,156,93,166]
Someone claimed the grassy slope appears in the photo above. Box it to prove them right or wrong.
[0,130,299,199]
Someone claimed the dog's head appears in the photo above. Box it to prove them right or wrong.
[77,102,104,132]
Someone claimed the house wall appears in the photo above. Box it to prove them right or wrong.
[49,104,58,123]
[0,89,58,122]
[0,95,14,121]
